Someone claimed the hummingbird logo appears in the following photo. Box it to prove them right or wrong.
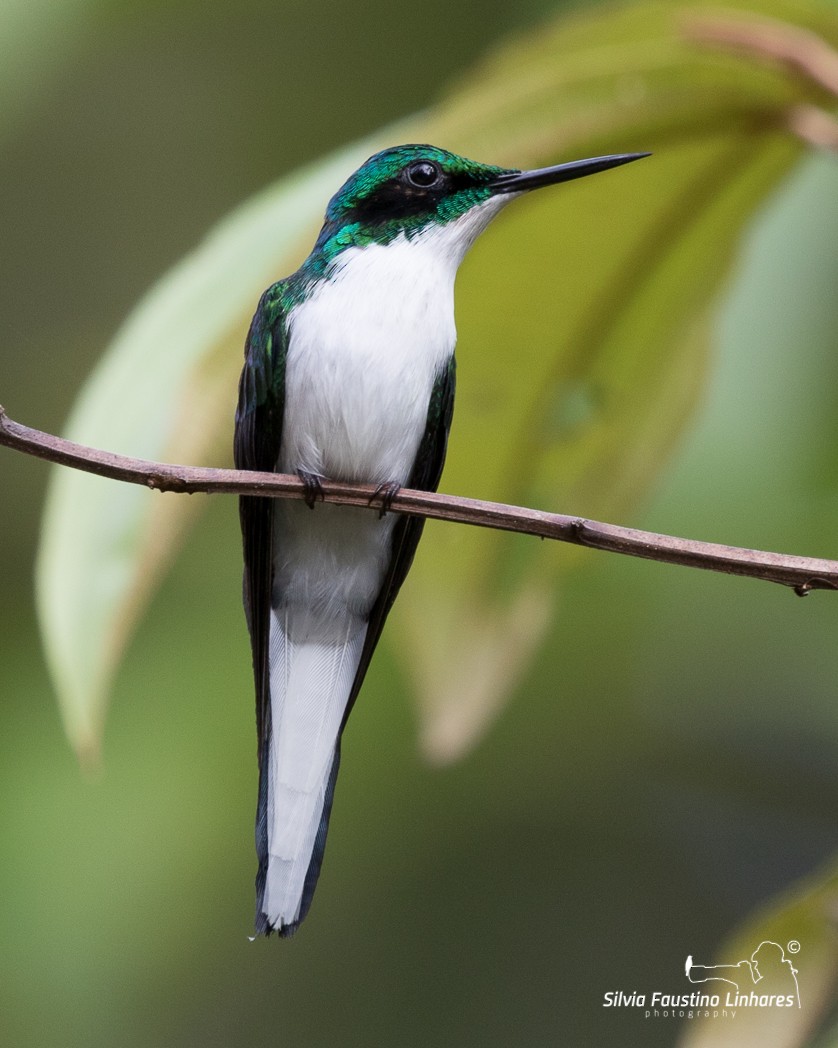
[234,142,648,936]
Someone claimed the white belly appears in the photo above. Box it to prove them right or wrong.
[273,235,457,620]
[279,236,457,486]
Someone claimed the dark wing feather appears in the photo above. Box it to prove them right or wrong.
[233,286,288,933]
[341,354,456,727]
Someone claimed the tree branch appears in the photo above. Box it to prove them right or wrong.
[2,404,837,596]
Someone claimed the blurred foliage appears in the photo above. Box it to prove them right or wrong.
[1,0,838,1047]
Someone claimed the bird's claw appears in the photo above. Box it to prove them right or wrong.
[296,469,325,509]
[369,480,401,519]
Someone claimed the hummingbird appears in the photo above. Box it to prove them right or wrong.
[234,143,647,936]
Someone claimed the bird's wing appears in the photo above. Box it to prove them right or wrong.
[342,354,456,726]
[233,285,288,768]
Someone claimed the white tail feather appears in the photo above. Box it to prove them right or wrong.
[263,605,366,926]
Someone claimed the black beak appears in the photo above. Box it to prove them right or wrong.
[490,152,650,194]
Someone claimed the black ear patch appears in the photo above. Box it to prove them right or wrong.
[347,165,483,226]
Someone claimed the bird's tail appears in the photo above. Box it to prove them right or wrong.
[254,606,365,936]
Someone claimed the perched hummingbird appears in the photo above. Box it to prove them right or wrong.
[234,143,647,936]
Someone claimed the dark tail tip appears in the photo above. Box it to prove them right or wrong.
[252,744,343,939]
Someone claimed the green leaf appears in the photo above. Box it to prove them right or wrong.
[36,0,838,761]
[395,0,838,761]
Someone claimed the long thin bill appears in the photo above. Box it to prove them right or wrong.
[491,152,650,194]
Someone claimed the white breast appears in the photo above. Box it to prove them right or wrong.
[281,233,457,486]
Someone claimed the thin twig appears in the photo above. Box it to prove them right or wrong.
[682,11,838,98]
[683,10,838,152]
[2,404,837,595]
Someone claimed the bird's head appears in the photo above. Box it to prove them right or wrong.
[310,143,648,269]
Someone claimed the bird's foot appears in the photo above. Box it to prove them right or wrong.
[369,480,401,519]
[296,468,325,509]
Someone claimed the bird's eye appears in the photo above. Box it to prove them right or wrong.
[405,161,441,188]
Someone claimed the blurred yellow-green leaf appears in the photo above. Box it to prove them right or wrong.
[35,0,838,762]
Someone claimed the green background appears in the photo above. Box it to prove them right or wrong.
[1,0,838,1044]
